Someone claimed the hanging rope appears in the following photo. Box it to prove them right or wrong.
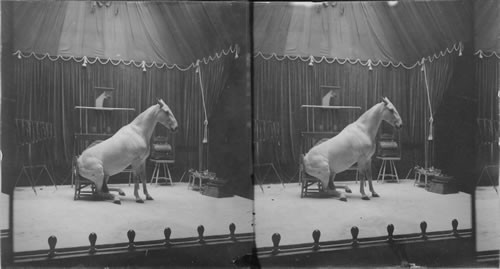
[421,61,434,141]
[196,60,209,144]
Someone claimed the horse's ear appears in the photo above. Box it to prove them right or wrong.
[381,97,389,105]
[157,98,164,108]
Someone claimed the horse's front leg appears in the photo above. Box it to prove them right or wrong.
[139,162,153,201]
[365,160,379,198]
[132,161,152,203]
[358,160,379,200]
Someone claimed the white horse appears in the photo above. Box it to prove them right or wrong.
[77,99,178,204]
[304,97,403,201]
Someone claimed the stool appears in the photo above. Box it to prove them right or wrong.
[413,167,441,188]
[188,171,215,192]
[150,159,174,185]
[376,157,400,183]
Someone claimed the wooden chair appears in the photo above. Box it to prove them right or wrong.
[299,154,322,198]
[73,155,96,200]
[149,135,175,185]
[376,131,402,183]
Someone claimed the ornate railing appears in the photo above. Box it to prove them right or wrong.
[238,219,476,268]
[10,223,254,267]
[3,219,496,267]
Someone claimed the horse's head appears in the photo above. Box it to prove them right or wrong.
[157,99,178,132]
[381,97,403,129]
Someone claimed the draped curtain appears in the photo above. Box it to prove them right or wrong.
[12,1,236,66]
[253,1,469,65]
[12,53,235,174]
[253,52,459,170]
[475,57,499,120]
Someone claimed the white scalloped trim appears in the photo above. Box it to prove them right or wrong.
[254,42,463,70]
[12,45,238,71]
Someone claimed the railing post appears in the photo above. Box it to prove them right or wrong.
[127,230,136,250]
[420,221,427,239]
[312,229,321,250]
[351,226,359,247]
[88,233,97,254]
[229,223,236,241]
[47,235,57,258]
[197,225,205,244]
[387,224,394,243]
[272,233,281,255]
[164,228,171,246]
[452,219,459,237]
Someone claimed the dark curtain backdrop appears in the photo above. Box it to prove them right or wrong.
[254,1,470,65]
[476,57,499,120]
[474,0,500,54]
[10,53,235,182]
[12,1,237,66]
[253,52,459,171]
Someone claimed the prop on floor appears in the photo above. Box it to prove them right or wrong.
[303,97,403,201]
[426,174,458,194]
[202,178,233,198]
[76,99,178,204]
[14,119,58,194]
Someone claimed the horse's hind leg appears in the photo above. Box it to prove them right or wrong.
[102,177,122,204]
[78,158,120,204]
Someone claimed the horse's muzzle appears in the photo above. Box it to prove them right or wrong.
[171,126,178,133]
[396,123,403,129]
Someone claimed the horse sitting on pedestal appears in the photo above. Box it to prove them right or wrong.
[77,99,178,204]
[303,97,403,201]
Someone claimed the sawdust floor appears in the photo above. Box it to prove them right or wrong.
[254,179,472,248]
[12,182,253,252]
[475,186,500,252]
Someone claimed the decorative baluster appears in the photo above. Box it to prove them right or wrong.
[452,219,459,236]
[387,224,394,243]
[89,233,97,254]
[312,229,321,250]
[420,221,427,239]
[351,226,359,246]
[229,223,236,241]
[164,228,171,246]
[197,225,205,244]
[272,233,281,254]
[48,236,57,258]
[127,230,136,250]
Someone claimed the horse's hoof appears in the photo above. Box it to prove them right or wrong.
[372,193,380,198]
[362,196,370,200]
[136,199,144,204]
[340,197,347,202]
[113,200,121,205]
[345,188,352,193]
[146,196,154,201]
[119,191,126,196]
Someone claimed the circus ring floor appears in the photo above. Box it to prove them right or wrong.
[254,179,472,248]
[12,183,253,252]
[475,185,500,252]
